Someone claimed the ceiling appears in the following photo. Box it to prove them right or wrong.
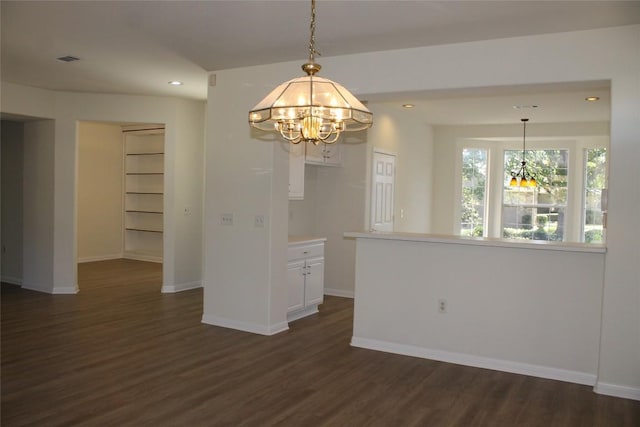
[2,1,637,123]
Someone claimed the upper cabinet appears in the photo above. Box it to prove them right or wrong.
[305,142,342,166]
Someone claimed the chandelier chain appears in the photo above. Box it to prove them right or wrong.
[309,0,321,62]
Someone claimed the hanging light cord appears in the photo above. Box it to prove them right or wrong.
[521,118,528,164]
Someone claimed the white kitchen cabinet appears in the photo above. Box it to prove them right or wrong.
[305,142,342,166]
[287,239,325,321]
[289,142,305,200]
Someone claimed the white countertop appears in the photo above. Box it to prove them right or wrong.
[344,231,606,253]
[288,235,327,245]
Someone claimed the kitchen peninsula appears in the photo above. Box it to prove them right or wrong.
[345,231,606,387]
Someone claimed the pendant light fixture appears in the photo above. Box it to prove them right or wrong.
[248,0,373,145]
[510,118,537,187]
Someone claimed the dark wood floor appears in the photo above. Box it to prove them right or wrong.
[2,259,639,426]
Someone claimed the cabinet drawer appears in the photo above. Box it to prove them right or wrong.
[287,243,324,261]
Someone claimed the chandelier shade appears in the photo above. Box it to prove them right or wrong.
[248,0,372,145]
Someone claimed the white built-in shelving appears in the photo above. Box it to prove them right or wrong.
[122,126,165,262]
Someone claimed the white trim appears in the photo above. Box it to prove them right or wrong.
[161,281,202,293]
[21,283,52,293]
[53,286,79,294]
[77,253,123,263]
[595,382,640,401]
[201,314,289,336]
[287,305,319,322]
[324,288,354,298]
[123,253,163,263]
[351,336,596,386]
[1,275,22,285]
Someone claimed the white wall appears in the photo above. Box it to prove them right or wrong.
[164,99,205,292]
[203,65,289,334]
[0,82,206,293]
[288,165,318,237]
[22,119,55,293]
[205,25,640,398]
[352,237,605,385]
[367,103,433,233]
[77,122,123,262]
[313,141,368,297]
[1,120,24,284]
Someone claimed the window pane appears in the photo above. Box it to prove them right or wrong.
[461,148,487,236]
[503,149,568,241]
[584,148,607,243]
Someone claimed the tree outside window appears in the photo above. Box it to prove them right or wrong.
[584,148,607,243]
[461,148,487,236]
[503,150,568,241]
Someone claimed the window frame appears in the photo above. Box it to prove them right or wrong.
[455,136,608,244]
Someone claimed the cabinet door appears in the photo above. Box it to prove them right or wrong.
[289,143,305,200]
[286,260,306,312]
[304,257,324,306]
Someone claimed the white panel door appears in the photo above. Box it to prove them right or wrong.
[370,151,396,232]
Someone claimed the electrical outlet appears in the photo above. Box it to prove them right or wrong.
[254,215,265,228]
[438,298,448,314]
[221,213,233,226]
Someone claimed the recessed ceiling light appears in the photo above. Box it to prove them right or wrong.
[402,104,415,108]
[513,105,539,110]
[56,55,80,63]
[585,96,600,102]
[168,81,183,86]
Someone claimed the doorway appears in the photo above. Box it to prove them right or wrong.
[77,122,165,290]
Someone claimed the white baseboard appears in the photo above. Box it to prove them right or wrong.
[77,253,123,263]
[53,285,79,294]
[595,382,640,401]
[202,314,289,336]
[1,275,22,285]
[287,305,318,322]
[161,281,202,293]
[21,283,78,294]
[123,253,163,263]
[20,283,52,293]
[324,288,354,298]
[351,336,596,387]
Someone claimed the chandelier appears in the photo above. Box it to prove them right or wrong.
[248,0,373,145]
[510,118,537,187]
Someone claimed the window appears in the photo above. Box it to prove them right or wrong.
[584,148,607,243]
[503,150,569,241]
[460,148,488,236]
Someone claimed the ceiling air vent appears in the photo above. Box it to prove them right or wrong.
[56,55,80,63]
